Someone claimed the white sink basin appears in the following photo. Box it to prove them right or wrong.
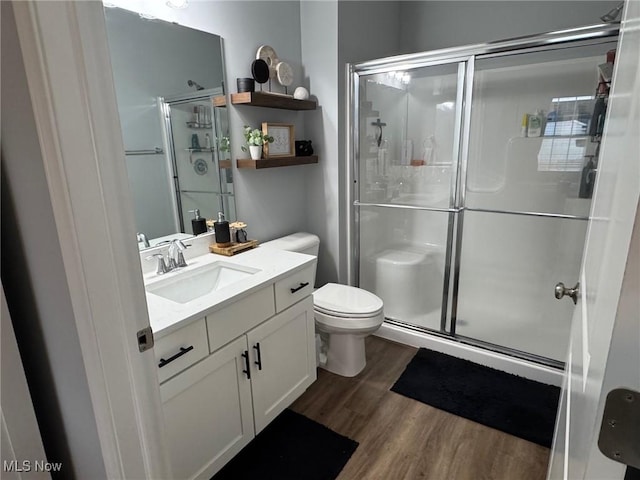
[146,262,260,304]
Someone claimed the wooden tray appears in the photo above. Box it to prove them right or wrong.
[209,239,259,256]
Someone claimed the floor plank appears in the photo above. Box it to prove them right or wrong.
[290,336,550,480]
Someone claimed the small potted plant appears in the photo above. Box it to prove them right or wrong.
[218,135,230,153]
[241,125,273,160]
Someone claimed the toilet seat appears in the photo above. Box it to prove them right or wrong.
[314,305,383,319]
[314,308,384,334]
[313,283,383,317]
[313,283,384,334]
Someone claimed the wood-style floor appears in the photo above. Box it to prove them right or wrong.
[291,336,550,480]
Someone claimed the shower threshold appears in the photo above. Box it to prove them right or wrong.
[376,319,564,386]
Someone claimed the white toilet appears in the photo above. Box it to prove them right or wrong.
[261,233,384,377]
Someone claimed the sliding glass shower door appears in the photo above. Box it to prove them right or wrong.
[351,27,619,366]
[455,41,618,363]
[356,61,464,332]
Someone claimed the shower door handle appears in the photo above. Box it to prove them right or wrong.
[555,281,580,305]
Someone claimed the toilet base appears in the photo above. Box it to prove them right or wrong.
[322,333,366,377]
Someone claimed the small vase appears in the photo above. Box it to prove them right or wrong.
[249,145,262,160]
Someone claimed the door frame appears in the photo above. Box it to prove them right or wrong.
[548,0,640,475]
[12,2,170,477]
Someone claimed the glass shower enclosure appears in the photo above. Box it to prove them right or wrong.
[348,24,619,367]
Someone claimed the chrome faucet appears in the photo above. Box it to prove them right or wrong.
[167,239,188,270]
[137,232,150,248]
[145,239,189,275]
[146,253,169,275]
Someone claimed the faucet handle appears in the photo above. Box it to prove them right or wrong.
[146,253,169,275]
[175,251,187,268]
[168,239,189,268]
[137,232,150,248]
[170,239,189,250]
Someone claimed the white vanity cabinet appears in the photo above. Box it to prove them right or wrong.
[157,265,316,480]
[247,296,316,434]
[160,335,254,480]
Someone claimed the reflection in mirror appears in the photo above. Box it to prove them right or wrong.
[103,6,234,250]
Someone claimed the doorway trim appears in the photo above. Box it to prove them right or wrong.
[12,2,170,477]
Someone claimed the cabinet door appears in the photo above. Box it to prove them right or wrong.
[160,336,254,480]
[247,296,316,433]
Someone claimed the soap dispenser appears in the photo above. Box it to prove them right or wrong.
[189,209,207,235]
[214,211,231,245]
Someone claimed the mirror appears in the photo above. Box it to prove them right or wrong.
[103,6,235,250]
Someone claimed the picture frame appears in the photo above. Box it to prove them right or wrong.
[262,123,295,157]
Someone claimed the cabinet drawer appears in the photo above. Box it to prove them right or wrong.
[274,264,314,312]
[155,318,209,384]
[207,286,275,352]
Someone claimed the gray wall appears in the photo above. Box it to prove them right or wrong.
[301,1,339,285]
[328,0,618,286]
[109,0,618,286]
[104,7,226,240]
[299,1,401,286]
[337,1,402,283]
[111,0,310,244]
[398,1,620,53]
[1,3,106,478]
[105,7,224,151]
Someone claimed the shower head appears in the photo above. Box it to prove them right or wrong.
[187,80,205,91]
[600,2,624,23]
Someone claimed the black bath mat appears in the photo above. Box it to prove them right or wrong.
[391,348,560,448]
[212,409,358,480]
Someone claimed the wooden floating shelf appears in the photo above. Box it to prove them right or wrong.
[236,155,318,169]
[212,95,227,107]
[231,92,317,110]
[219,159,232,169]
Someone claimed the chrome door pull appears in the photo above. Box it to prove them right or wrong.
[555,281,580,305]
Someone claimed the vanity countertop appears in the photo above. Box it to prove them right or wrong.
[144,247,316,339]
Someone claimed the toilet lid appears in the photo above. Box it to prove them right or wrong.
[313,283,383,316]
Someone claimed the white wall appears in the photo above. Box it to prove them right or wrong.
[1,3,106,477]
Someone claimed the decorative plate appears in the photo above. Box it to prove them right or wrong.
[251,59,270,84]
[276,61,293,87]
[193,158,208,175]
[256,45,279,79]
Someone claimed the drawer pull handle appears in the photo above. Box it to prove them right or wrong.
[290,282,309,294]
[253,342,263,370]
[241,350,251,379]
[158,345,194,368]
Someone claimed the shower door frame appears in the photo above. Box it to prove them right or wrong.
[160,86,232,233]
[347,23,619,368]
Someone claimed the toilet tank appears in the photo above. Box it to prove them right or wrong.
[261,232,320,257]
[261,233,320,285]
